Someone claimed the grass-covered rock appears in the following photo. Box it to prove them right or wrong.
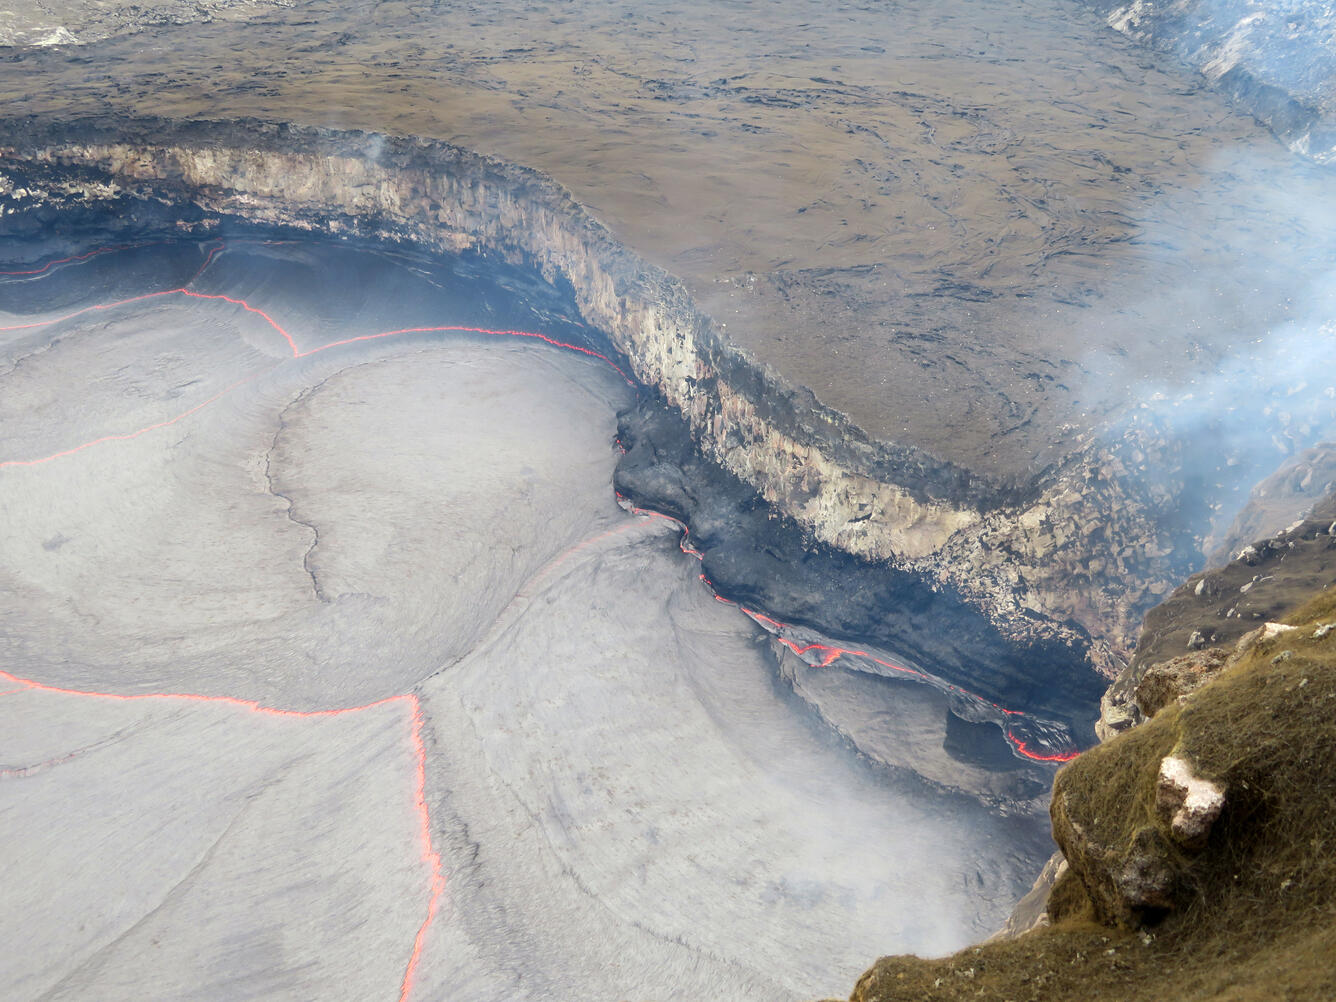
[851,587,1336,1002]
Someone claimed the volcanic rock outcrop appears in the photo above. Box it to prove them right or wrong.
[849,506,1336,999]
[1082,0,1336,163]
[1098,490,1336,736]
[5,1,1336,706]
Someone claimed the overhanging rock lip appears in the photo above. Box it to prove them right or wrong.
[0,112,1044,513]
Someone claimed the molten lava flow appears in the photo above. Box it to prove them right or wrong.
[613,494,1080,763]
[0,243,139,276]
[0,667,402,717]
[0,373,270,470]
[0,667,447,996]
[0,240,646,996]
[0,238,1073,997]
[400,701,447,1002]
[0,240,647,995]
[1006,737,1080,763]
[0,244,1083,758]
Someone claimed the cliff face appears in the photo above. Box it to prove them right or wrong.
[0,118,1197,675]
[1097,490,1336,739]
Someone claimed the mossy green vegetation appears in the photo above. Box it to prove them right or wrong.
[851,588,1336,1002]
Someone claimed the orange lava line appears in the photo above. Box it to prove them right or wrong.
[615,491,706,558]
[1006,736,1079,763]
[186,240,226,285]
[0,244,136,276]
[2,242,633,469]
[0,371,270,469]
[0,283,300,355]
[179,288,300,356]
[616,493,1082,763]
[399,697,447,1002]
[0,667,401,718]
[0,288,182,332]
[749,609,1079,761]
[522,518,657,595]
[0,665,450,993]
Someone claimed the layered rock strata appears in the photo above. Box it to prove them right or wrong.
[0,117,1202,682]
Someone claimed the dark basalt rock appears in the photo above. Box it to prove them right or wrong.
[615,395,1105,739]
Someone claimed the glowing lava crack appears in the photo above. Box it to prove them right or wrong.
[614,493,1079,763]
[0,668,444,1002]
[0,240,633,999]
[0,242,631,470]
[0,241,1081,765]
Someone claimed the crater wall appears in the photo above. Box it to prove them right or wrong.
[0,118,1194,674]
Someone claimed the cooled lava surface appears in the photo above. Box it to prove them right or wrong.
[0,238,1055,1001]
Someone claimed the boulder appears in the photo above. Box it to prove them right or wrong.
[1050,777,1181,928]
[1133,648,1229,718]
[1051,747,1226,926]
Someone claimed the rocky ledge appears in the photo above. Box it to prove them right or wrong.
[1098,490,1336,739]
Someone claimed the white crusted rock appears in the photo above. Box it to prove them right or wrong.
[1156,755,1226,850]
[1260,622,1298,641]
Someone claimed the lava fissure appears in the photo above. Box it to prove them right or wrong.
[0,243,139,277]
[0,371,274,470]
[1,240,631,470]
[0,236,1072,1002]
[0,239,642,996]
[400,700,447,1002]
